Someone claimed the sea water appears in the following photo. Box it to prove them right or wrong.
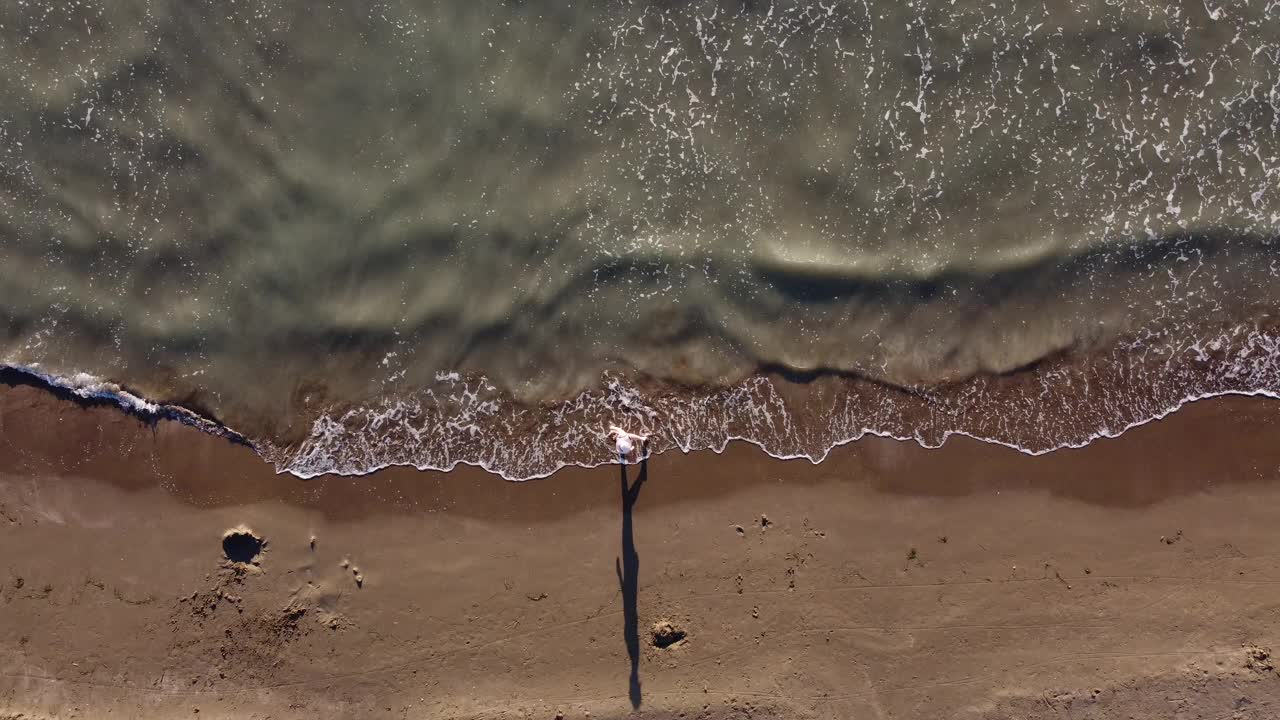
[2,0,1279,478]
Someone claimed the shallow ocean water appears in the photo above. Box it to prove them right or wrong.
[2,0,1279,478]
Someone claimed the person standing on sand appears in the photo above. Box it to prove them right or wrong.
[609,425,649,464]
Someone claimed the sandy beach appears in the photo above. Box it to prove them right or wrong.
[2,382,1280,719]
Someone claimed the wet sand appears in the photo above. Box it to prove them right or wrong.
[3,382,1280,718]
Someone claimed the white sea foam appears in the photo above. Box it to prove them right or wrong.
[5,322,1280,481]
[0,361,250,445]
[2,363,162,414]
[261,324,1280,481]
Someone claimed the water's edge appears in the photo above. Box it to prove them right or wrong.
[0,364,254,449]
[4,355,1278,483]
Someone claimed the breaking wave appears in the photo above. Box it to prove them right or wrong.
[6,314,1280,481]
[259,322,1280,480]
[0,363,252,446]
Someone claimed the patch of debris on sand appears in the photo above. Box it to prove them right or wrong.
[180,561,258,619]
[1244,645,1276,675]
[166,536,352,688]
[652,619,687,649]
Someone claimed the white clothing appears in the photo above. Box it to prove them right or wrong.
[609,425,648,460]
[616,434,635,456]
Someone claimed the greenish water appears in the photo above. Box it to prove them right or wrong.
[2,0,1280,478]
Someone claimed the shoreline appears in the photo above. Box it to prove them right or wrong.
[3,370,1280,515]
[2,368,1280,515]
[8,337,1280,488]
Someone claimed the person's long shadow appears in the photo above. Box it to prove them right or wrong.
[615,448,648,709]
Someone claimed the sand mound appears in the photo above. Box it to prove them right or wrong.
[651,620,687,649]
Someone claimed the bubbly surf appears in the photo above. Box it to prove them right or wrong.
[6,316,1280,482]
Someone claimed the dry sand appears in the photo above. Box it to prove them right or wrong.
[3,381,1280,719]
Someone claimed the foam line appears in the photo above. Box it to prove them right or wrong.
[0,362,254,448]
